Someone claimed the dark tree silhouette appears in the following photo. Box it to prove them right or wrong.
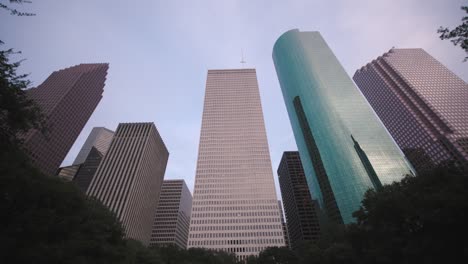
[438,6,468,61]
[0,0,35,16]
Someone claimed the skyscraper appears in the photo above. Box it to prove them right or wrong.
[278,201,291,249]
[277,151,320,249]
[71,127,114,192]
[353,48,468,173]
[272,30,413,224]
[188,69,285,259]
[73,127,114,165]
[23,63,109,176]
[150,180,192,249]
[87,122,169,245]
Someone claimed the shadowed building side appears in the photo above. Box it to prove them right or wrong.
[278,151,320,250]
[150,179,192,249]
[23,64,109,176]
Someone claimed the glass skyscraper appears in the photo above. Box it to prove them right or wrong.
[272,30,413,224]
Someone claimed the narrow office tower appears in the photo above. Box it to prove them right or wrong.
[23,64,109,176]
[150,180,192,249]
[278,151,320,249]
[353,48,468,173]
[188,69,285,260]
[87,122,169,245]
[273,30,413,224]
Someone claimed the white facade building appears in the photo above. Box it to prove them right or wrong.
[188,69,285,260]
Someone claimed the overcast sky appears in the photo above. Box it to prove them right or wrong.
[2,0,467,198]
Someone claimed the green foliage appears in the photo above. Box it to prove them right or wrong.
[348,168,468,264]
[152,244,238,264]
[256,247,298,264]
[0,46,45,147]
[438,6,468,61]
[0,147,129,264]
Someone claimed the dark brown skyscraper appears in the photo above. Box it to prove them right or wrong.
[23,64,109,176]
[278,151,320,250]
[353,49,468,173]
[87,122,169,245]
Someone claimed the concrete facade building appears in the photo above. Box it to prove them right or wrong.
[273,30,413,224]
[278,201,291,249]
[278,151,320,249]
[150,180,192,249]
[23,64,109,176]
[353,48,468,173]
[87,122,169,245]
[188,69,285,260]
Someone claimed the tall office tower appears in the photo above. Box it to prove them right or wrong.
[22,63,109,176]
[277,151,319,249]
[273,30,413,224]
[278,201,291,249]
[150,180,192,249]
[73,127,114,165]
[353,48,468,174]
[71,127,114,192]
[87,122,169,245]
[188,69,285,259]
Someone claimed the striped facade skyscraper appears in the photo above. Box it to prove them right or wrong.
[150,180,192,249]
[353,48,468,173]
[273,30,413,224]
[87,122,169,245]
[23,64,109,176]
[188,69,285,260]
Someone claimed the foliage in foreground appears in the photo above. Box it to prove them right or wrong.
[246,167,468,264]
[438,5,468,61]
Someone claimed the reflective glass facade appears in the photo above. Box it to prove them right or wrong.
[272,30,413,224]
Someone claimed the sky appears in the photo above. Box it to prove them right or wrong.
[1,0,467,199]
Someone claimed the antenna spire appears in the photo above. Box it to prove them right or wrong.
[240,49,246,67]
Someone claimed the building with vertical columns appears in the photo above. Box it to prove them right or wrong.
[273,30,413,224]
[87,122,169,245]
[353,48,468,174]
[150,180,192,249]
[188,69,285,260]
[23,64,109,176]
[278,151,320,249]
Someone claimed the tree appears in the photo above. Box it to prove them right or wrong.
[256,247,298,264]
[0,46,45,148]
[438,6,468,61]
[348,167,468,264]
[0,146,130,263]
[0,0,35,16]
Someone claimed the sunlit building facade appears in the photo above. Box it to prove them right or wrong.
[353,48,468,174]
[188,69,285,260]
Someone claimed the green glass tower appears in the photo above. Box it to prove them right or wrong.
[272,29,413,224]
